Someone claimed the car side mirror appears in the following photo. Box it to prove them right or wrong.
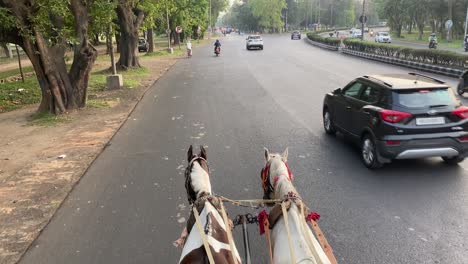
[333,88,342,94]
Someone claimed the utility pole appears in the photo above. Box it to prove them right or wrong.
[447,0,453,42]
[317,0,321,30]
[166,6,173,53]
[209,0,212,39]
[361,0,366,41]
[464,6,468,40]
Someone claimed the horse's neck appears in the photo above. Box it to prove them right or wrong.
[272,180,331,264]
[274,177,297,200]
[191,163,212,197]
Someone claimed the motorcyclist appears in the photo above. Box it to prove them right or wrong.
[428,33,438,48]
[369,29,374,37]
[214,39,221,54]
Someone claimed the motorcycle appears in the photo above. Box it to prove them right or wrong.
[429,40,437,49]
[214,46,221,56]
[464,42,468,52]
[187,48,192,58]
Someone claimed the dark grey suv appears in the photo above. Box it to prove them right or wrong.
[323,73,468,169]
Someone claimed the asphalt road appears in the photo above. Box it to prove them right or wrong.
[19,34,468,264]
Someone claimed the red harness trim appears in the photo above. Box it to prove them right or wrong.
[262,162,294,191]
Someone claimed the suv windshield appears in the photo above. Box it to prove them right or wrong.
[380,33,389,36]
[393,88,456,109]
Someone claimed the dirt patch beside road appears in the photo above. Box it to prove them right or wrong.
[0,55,180,264]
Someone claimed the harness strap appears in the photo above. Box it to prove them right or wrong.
[268,200,291,229]
[263,218,274,264]
[307,218,338,264]
[192,206,215,264]
[219,201,238,264]
[281,201,297,263]
[298,203,324,264]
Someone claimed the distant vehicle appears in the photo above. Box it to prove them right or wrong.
[323,73,468,169]
[364,27,370,33]
[375,32,392,43]
[138,38,149,52]
[350,27,356,34]
[351,29,362,38]
[378,21,388,27]
[291,31,301,40]
[246,35,263,50]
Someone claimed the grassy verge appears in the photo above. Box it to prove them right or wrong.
[392,31,464,49]
[1,54,150,113]
[0,76,41,113]
[0,66,34,79]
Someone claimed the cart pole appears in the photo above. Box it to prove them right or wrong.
[241,215,252,264]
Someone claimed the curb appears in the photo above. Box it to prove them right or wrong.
[341,49,463,78]
[304,38,339,51]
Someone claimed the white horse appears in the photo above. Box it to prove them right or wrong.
[177,145,241,264]
[261,148,333,264]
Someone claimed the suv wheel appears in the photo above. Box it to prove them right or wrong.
[457,82,465,95]
[361,135,383,169]
[323,109,336,135]
[442,156,465,165]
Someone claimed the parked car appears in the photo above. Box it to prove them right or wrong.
[291,31,301,40]
[246,35,263,50]
[375,32,392,43]
[138,38,149,52]
[350,27,356,34]
[323,73,468,169]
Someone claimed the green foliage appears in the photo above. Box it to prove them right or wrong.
[0,76,41,113]
[249,0,286,32]
[343,38,468,69]
[306,32,341,47]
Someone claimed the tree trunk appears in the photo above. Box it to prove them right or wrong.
[417,23,424,40]
[115,32,120,53]
[116,2,145,70]
[147,28,154,53]
[1,0,97,114]
[92,33,100,46]
[1,43,13,58]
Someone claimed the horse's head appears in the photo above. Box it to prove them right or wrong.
[261,147,293,200]
[185,145,211,205]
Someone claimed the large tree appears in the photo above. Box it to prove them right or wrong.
[0,0,100,114]
[115,0,147,69]
[249,0,286,32]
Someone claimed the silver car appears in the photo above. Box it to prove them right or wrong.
[246,35,263,50]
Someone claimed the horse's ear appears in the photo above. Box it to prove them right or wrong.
[200,145,207,160]
[187,145,194,162]
[264,147,270,162]
[281,147,289,162]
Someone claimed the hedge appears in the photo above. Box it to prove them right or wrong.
[306,32,341,47]
[343,39,468,69]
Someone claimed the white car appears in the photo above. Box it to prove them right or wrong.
[351,29,362,38]
[375,32,392,43]
[246,35,263,50]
